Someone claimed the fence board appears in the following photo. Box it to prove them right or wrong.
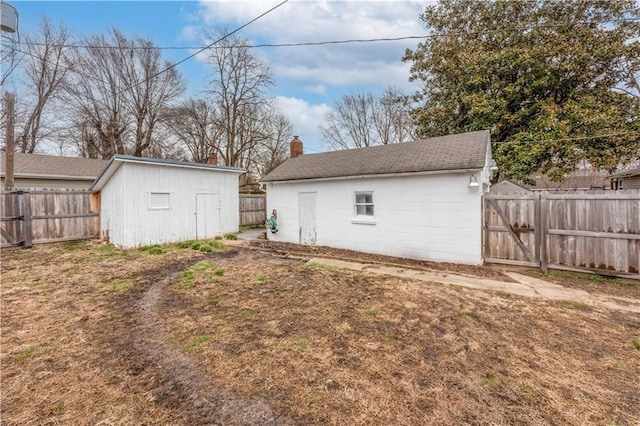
[1,190,99,246]
[485,189,640,278]
[239,194,266,226]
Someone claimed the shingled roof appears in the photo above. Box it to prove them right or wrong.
[262,130,491,182]
[0,151,107,179]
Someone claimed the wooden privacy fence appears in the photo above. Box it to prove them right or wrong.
[239,193,266,226]
[1,190,99,248]
[484,189,640,278]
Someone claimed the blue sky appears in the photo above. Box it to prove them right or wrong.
[6,0,429,153]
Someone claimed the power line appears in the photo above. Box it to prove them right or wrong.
[8,1,290,98]
[18,35,428,50]
[14,17,640,51]
[116,0,288,96]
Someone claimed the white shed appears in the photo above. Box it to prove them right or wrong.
[262,131,494,265]
[90,155,245,248]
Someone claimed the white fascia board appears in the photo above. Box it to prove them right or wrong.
[114,155,245,174]
[90,155,246,192]
[89,158,123,192]
[6,174,96,181]
[263,168,483,185]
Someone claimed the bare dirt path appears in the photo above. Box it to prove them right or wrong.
[129,251,283,425]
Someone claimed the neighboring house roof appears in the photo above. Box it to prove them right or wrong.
[491,180,532,194]
[519,171,609,191]
[0,151,107,181]
[262,130,490,183]
[610,168,640,179]
[90,154,246,191]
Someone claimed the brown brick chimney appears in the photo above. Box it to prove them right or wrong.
[207,154,218,165]
[290,135,303,158]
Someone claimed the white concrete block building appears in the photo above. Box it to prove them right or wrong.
[91,155,244,248]
[262,131,494,265]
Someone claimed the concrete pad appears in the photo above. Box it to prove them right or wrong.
[307,257,367,271]
[236,228,266,241]
[305,257,640,313]
[364,265,540,297]
[504,272,592,301]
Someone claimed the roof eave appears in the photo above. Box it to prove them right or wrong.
[1,173,97,180]
[262,167,484,184]
[113,154,246,173]
[90,155,247,192]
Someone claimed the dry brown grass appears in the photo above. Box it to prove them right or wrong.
[1,240,639,425]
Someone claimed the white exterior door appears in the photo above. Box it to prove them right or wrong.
[298,192,317,245]
[195,193,220,240]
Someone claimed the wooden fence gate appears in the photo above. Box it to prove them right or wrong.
[239,194,266,226]
[1,190,99,248]
[484,189,640,278]
[0,191,32,248]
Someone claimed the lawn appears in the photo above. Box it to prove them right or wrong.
[1,240,639,425]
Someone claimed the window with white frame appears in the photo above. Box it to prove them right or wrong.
[149,192,170,210]
[354,191,374,217]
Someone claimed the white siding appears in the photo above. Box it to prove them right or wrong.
[266,173,484,264]
[100,162,240,248]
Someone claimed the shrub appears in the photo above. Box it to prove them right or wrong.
[138,244,165,254]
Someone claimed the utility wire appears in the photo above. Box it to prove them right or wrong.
[115,0,288,96]
[13,45,113,98]
[14,17,640,51]
[18,35,428,50]
[7,0,289,98]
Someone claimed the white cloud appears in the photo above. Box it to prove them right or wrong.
[191,1,428,97]
[179,25,200,42]
[274,96,332,152]
[301,84,328,95]
[185,1,430,152]
[273,61,418,93]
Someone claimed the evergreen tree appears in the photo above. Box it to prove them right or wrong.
[403,0,640,181]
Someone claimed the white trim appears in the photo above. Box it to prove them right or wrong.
[351,218,377,225]
[148,192,171,210]
[90,156,245,192]
[264,168,483,184]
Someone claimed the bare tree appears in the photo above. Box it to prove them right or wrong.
[64,32,127,158]
[252,111,292,177]
[114,30,185,156]
[321,87,416,150]
[18,17,71,153]
[205,30,274,168]
[165,97,223,163]
[64,28,184,159]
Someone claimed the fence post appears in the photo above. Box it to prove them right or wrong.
[540,191,548,273]
[534,192,541,265]
[481,193,486,264]
[21,192,32,248]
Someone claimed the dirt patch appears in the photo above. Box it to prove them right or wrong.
[2,240,639,425]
